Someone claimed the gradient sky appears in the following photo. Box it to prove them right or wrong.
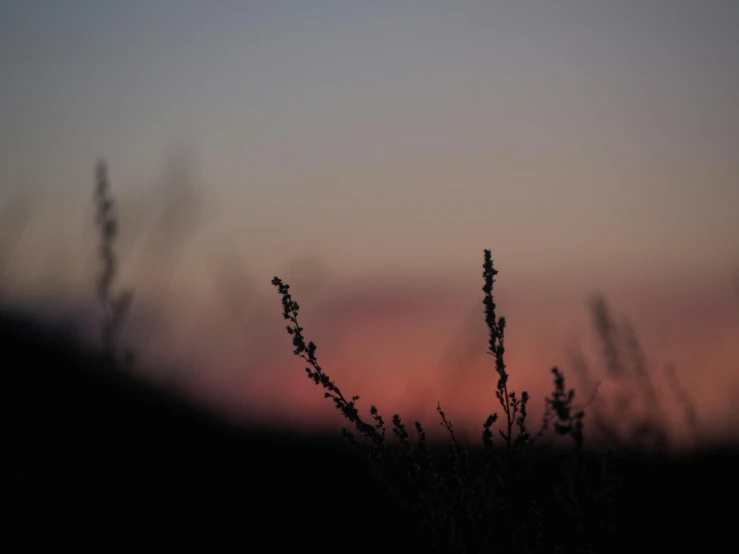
[2,1,738,446]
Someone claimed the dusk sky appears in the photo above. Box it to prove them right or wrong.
[2,1,738,445]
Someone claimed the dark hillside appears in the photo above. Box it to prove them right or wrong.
[6,308,739,552]
[6,310,417,553]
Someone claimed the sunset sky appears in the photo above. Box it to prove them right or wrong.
[2,1,738,445]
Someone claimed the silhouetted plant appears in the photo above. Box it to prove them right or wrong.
[273,250,618,553]
[572,295,700,453]
[93,159,134,369]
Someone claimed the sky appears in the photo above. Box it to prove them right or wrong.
[1,1,738,446]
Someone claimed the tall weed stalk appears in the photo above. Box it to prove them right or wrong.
[93,160,134,369]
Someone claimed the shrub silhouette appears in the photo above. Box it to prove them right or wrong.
[8,159,739,552]
[86,160,725,552]
[273,250,619,553]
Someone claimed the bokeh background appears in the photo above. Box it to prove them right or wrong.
[2,0,738,444]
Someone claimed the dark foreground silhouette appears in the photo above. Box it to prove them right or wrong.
[6,308,738,553]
